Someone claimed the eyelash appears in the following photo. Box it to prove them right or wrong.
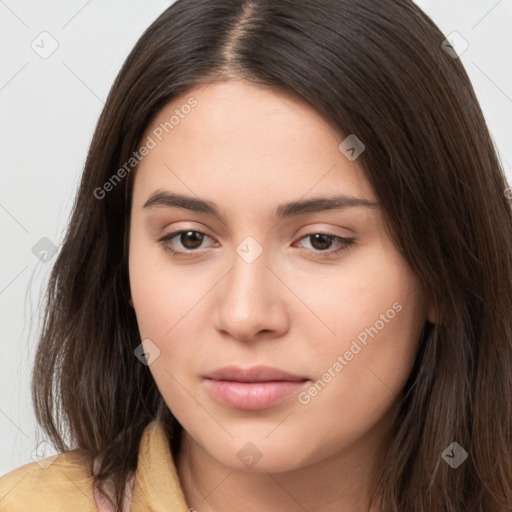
[157,230,355,259]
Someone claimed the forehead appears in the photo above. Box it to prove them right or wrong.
[147,79,340,148]
[133,80,375,208]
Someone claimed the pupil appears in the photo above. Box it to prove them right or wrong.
[312,234,331,250]
[182,231,203,249]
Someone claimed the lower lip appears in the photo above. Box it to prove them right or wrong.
[204,379,308,410]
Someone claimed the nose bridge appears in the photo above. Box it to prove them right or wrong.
[213,236,287,340]
[226,238,272,313]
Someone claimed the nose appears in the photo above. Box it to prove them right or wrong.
[212,247,290,342]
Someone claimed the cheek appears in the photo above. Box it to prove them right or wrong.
[128,243,200,415]
[128,227,188,337]
[297,243,424,433]
[305,241,422,346]
[128,231,208,397]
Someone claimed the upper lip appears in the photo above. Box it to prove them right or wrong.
[204,365,308,383]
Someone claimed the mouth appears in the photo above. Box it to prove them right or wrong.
[203,365,310,410]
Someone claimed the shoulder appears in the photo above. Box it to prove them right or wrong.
[0,449,98,512]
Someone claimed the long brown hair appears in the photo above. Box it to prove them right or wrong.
[32,0,512,510]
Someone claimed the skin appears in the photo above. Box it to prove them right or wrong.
[128,80,435,512]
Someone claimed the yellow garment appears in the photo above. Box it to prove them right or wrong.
[0,421,189,511]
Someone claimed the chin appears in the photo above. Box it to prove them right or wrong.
[203,439,312,474]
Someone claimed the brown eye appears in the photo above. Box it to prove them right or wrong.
[295,232,355,259]
[158,230,213,255]
[308,233,335,251]
[178,231,204,250]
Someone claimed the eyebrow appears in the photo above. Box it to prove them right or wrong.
[143,190,378,218]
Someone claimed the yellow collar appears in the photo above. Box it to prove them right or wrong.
[129,421,188,511]
[0,420,189,511]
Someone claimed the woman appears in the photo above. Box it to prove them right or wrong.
[1,0,511,511]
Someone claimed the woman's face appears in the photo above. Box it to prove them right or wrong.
[128,79,431,474]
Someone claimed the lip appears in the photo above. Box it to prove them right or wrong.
[203,365,310,410]
[204,365,308,383]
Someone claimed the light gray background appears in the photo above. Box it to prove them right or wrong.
[1,0,511,476]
